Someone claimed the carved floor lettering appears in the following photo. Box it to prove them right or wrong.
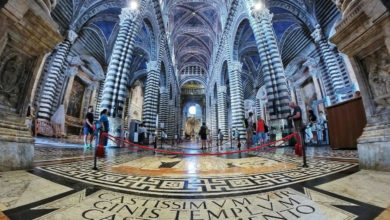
[35,188,357,220]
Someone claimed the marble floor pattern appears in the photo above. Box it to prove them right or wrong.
[1,139,389,219]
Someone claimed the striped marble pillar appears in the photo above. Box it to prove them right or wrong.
[311,24,344,102]
[217,85,228,136]
[38,30,77,120]
[211,99,218,139]
[100,7,144,142]
[228,61,246,137]
[101,7,143,119]
[159,87,169,133]
[142,61,160,133]
[167,99,175,139]
[246,4,291,119]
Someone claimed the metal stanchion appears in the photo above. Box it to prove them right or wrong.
[93,130,101,170]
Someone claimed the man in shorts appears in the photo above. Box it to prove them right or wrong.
[84,106,95,148]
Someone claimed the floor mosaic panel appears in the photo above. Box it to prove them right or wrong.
[36,152,357,198]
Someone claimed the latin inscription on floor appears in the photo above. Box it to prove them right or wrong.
[36,188,355,220]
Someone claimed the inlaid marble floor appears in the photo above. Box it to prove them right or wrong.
[1,139,389,220]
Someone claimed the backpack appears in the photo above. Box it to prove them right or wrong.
[244,119,249,128]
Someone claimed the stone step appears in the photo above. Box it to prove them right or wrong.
[0,128,32,138]
[0,122,29,131]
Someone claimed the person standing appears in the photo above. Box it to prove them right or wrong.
[199,123,208,150]
[138,123,146,144]
[317,111,327,144]
[256,116,266,145]
[99,109,109,146]
[218,129,224,146]
[84,106,95,148]
[308,110,317,144]
[246,112,254,147]
[288,102,303,144]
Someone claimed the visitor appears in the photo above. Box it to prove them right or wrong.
[354,90,361,98]
[256,116,266,145]
[234,128,239,140]
[138,123,147,144]
[199,123,208,150]
[317,111,327,144]
[218,129,223,146]
[99,109,109,146]
[287,102,303,145]
[161,130,167,143]
[308,110,317,144]
[84,106,95,148]
[246,112,254,147]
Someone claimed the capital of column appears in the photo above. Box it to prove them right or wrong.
[218,86,227,93]
[311,24,324,43]
[147,61,159,72]
[67,30,78,44]
[119,7,140,25]
[230,61,243,72]
[245,1,272,22]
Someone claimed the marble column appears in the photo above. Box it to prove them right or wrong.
[167,99,175,139]
[142,61,160,133]
[159,87,169,133]
[38,30,77,120]
[246,3,291,120]
[228,61,246,137]
[311,25,344,103]
[211,99,218,139]
[100,6,143,140]
[217,85,228,136]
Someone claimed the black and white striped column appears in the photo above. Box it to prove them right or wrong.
[142,61,160,133]
[211,99,218,139]
[167,99,175,139]
[101,7,143,118]
[311,24,344,102]
[247,5,291,119]
[228,61,246,137]
[159,87,169,134]
[217,85,228,136]
[38,30,77,120]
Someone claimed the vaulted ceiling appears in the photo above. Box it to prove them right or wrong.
[167,0,222,76]
[50,0,340,89]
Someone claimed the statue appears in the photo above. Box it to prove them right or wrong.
[0,56,23,107]
[366,48,390,113]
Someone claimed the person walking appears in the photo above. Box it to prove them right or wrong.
[98,109,109,146]
[218,129,224,146]
[84,106,95,148]
[288,102,303,145]
[256,116,266,145]
[199,123,208,150]
[246,112,254,147]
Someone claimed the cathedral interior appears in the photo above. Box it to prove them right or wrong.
[0,0,390,219]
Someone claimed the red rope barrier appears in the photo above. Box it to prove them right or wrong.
[99,133,296,156]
